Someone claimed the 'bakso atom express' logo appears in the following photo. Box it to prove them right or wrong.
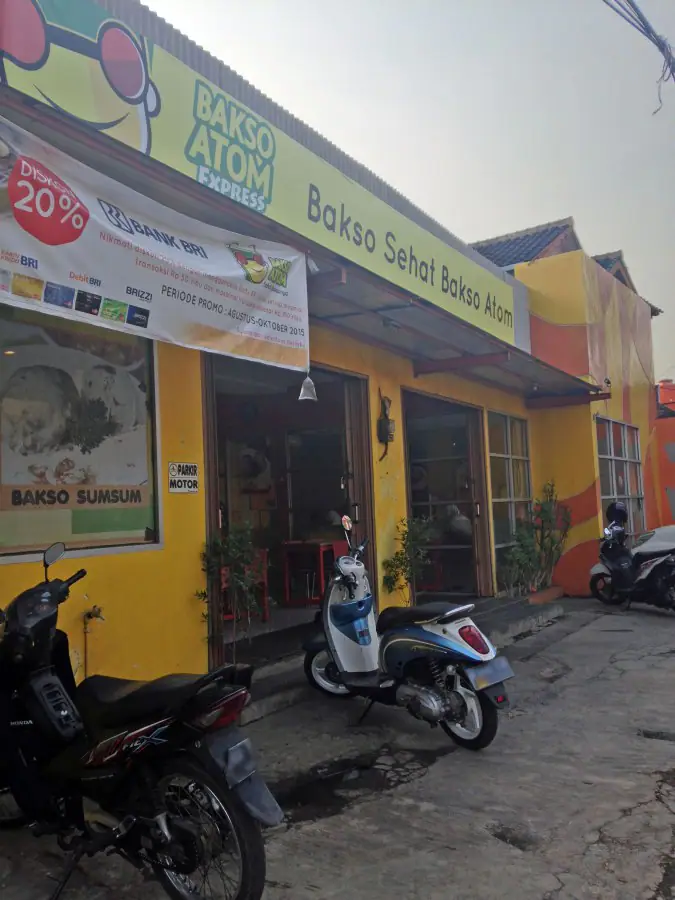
[228,244,291,289]
[187,80,276,214]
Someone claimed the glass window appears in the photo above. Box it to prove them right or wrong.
[628,462,641,496]
[614,460,626,496]
[510,418,528,458]
[611,421,624,457]
[492,500,513,546]
[407,417,468,460]
[487,412,508,456]
[599,458,613,497]
[626,428,639,461]
[596,419,610,456]
[512,459,530,500]
[488,414,533,584]
[514,501,531,524]
[0,305,157,554]
[489,457,509,500]
[596,417,644,537]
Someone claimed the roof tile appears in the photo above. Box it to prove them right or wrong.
[471,219,572,268]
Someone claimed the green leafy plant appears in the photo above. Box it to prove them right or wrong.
[197,521,260,662]
[382,516,438,602]
[65,398,119,454]
[502,481,571,595]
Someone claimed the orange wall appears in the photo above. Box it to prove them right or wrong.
[517,251,660,595]
[656,382,675,525]
[656,416,675,525]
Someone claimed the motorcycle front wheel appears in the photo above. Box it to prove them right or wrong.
[440,687,499,751]
[152,758,267,900]
[303,649,354,698]
[590,573,622,605]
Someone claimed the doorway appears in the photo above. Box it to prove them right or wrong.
[403,391,491,599]
[206,356,374,662]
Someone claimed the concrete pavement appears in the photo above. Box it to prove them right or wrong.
[4,601,675,899]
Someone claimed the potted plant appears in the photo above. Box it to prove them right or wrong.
[502,481,571,601]
[382,516,438,606]
[197,521,260,662]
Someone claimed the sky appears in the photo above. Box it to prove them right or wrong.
[143,0,675,377]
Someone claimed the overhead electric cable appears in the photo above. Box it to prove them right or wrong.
[601,0,675,111]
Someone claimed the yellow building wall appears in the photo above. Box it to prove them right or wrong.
[529,405,602,595]
[519,252,588,326]
[0,343,208,682]
[309,324,528,607]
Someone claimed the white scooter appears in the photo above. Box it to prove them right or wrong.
[302,516,515,750]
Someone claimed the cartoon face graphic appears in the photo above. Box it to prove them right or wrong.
[0,0,160,154]
[230,245,268,284]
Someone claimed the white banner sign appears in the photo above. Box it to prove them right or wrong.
[0,116,309,370]
[168,462,199,494]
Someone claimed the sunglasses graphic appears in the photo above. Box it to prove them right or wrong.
[0,0,160,113]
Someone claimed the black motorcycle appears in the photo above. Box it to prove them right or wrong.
[590,502,675,609]
[0,542,282,900]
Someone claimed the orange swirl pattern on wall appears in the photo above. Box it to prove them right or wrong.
[518,251,660,596]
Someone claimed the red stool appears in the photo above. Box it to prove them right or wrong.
[282,541,349,607]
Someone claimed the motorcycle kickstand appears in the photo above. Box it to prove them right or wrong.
[47,849,84,900]
[355,699,376,726]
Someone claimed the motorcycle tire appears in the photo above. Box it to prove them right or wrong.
[303,649,355,698]
[440,690,499,751]
[152,757,267,900]
[590,573,622,606]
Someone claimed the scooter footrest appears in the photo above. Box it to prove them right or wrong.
[343,673,387,689]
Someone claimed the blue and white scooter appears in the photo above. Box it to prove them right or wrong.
[303,516,515,749]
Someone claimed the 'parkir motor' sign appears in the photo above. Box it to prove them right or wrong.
[168,462,199,494]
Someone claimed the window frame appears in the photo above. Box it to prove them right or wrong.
[488,412,532,551]
[596,416,644,537]
[0,310,161,559]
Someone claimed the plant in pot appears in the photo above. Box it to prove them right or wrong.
[197,521,260,662]
[382,516,438,605]
[501,481,571,597]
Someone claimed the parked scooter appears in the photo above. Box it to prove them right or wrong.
[590,501,675,609]
[303,516,515,750]
[0,542,283,900]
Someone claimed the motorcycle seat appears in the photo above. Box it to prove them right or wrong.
[376,601,475,636]
[632,546,668,561]
[77,673,241,731]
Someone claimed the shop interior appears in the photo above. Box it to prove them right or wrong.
[404,392,484,598]
[212,357,370,648]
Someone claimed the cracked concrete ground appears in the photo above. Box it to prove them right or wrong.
[4,601,675,899]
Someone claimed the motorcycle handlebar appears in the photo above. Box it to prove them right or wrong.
[61,569,87,593]
[352,537,369,559]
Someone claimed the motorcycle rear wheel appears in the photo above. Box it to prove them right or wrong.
[153,758,267,900]
[440,688,499,751]
[590,573,622,606]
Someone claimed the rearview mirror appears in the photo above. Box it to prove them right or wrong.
[341,515,353,532]
[44,542,66,569]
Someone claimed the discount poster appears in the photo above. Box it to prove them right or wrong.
[0,115,309,371]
